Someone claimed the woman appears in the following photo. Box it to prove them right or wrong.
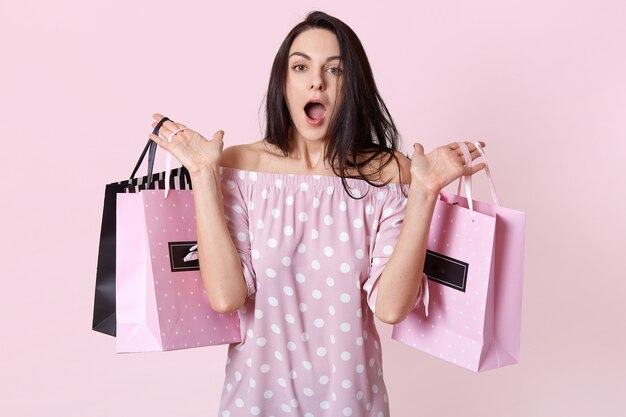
[149,10,485,417]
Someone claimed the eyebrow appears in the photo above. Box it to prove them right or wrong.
[288,52,341,62]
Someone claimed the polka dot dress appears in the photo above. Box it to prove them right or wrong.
[217,166,416,417]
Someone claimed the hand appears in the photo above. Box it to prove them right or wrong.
[410,141,487,195]
[148,113,224,176]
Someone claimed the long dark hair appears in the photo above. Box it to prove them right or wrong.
[263,10,407,199]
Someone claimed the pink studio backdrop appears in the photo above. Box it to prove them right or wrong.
[1,1,624,416]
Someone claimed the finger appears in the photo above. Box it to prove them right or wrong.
[466,162,486,176]
[412,142,424,155]
[148,132,169,150]
[211,130,225,142]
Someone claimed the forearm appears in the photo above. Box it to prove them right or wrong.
[190,167,248,313]
[375,184,438,324]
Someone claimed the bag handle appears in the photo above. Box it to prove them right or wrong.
[454,141,501,209]
[129,116,171,181]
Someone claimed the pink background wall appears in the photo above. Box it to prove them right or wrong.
[1,0,624,416]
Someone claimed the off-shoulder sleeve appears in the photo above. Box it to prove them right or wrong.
[362,189,428,316]
[220,173,257,298]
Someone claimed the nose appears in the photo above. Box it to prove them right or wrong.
[309,71,324,91]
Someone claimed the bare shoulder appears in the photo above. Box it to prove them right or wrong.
[219,141,264,170]
[368,150,412,186]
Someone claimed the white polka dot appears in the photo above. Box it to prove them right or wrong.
[356,364,365,373]
[299,303,308,312]
[313,197,320,208]
[289,370,297,379]
[383,207,394,217]
[235,398,244,408]
[343,407,353,416]
[341,379,352,389]
[281,404,291,413]
[261,189,269,199]
[254,309,264,319]
[278,378,287,387]
[377,191,386,200]
[340,322,351,332]
[356,391,364,400]
[222,410,230,417]
[284,226,294,236]
[252,249,260,259]
[274,351,283,361]
[328,305,335,315]
[236,231,247,241]
[312,229,319,239]
[304,387,314,396]
[301,332,310,341]
[312,289,322,299]
[316,347,327,357]
[226,383,232,392]
[246,329,254,338]
[268,297,279,306]
[366,204,375,214]
[271,324,281,334]
[265,268,277,278]
[298,212,309,222]
[260,363,270,373]
[353,218,363,228]
[371,384,379,393]
[287,341,297,351]
[383,245,394,255]
[314,318,325,328]
[256,337,267,347]
[330,334,336,344]
[340,232,349,242]
[356,308,362,318]
[341,351,352,361]
[339,201,347,211]
[320,401,330,410]
[283,286,294,296]
[285,313,295,323]
[319,375,330,384]
[326,277,335,286]
[300,182,309,192]
[291,398,299,408]
[324,215,334,225]
[340,293,351,303]
[267,238,277,248]
[233,204,243,214]
[275,179,283,188]
[271,208,280,219]
[235,371,242,381]
[286,195,294,205]
[356,336,364,346]
[324,246,334,256]
[356,249,365,259]
[312,260,321,269]
[263,390,273,399]
[340,263,351,273]
[249,377,256,387]
[250,406,260,415]
[303,360,313,370]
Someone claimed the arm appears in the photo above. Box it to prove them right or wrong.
[190,167,248,314]
[374,143,486,324]
[374,187,437,324]
[147,114,249,314]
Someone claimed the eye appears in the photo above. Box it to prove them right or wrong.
[292,64,306,71]
[327,67,343,75]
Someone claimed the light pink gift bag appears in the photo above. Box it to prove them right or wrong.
[391,142,526,372]
[115,188,242,353]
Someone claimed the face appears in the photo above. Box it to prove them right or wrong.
[284,28,344,143]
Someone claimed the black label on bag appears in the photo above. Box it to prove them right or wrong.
[423,250,468,292]
[168,241,200,272]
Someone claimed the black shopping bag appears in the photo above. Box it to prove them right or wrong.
[92,118,192,336]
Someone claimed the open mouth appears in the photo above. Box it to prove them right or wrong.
[304,102,326,124]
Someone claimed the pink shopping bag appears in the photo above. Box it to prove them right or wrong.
[115,188,242,353]
[391,142,526,372]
